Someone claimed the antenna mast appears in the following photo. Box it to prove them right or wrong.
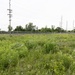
[7,0,12,33]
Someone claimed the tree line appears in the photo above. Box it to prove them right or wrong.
[7,22,75,33]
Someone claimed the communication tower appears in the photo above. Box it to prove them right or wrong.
[7,0,12,34]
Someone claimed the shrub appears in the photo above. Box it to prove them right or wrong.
[44,42,58,54]
[25,40,37,50]
[0,50,19,70]
[11,42,28,58]
[62,54,73,71]
[0,37,6,41]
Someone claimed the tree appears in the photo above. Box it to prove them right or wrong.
[40,26,52,32]
[25,22,36,31]
[51,25,55,32]
[72,27,75,32]
[55,27,65,32]
[8,25,12,32]
[14,26,24,31]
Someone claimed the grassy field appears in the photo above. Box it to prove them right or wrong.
[0,33,75,75]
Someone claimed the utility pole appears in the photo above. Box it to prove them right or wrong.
[60,16,63,29]
[73,20,74,32]
[7,0,12,35]
[59,16,63,33]
[66,21,68,32]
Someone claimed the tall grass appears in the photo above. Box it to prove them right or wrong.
[0,34,75,75]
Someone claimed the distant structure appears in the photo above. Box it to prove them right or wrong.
[60,16,63,29]
[66,21,68,32]
[7,0,12,33]
[73,20,74,32]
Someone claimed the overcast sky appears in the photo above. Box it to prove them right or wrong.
[0,0,75,31]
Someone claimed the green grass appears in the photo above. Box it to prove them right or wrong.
[0,33,75,75]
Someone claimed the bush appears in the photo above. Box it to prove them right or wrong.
[11,42,28,58]
[62,54,73,71]
[25,40,37,50]
[44,42,58,54]
[0,37,6,41]
[0,50,19,70]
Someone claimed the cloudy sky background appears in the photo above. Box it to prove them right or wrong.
[0,0,75,31]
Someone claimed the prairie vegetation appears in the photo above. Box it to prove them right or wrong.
[0,33,75,75]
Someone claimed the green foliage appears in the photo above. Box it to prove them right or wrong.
[13,22,66,33]
[25,40,37,50]
[0,34,75,75]
[14,26,24,31]
[0,37,6,41]
[8,25,12,31]
[0,50,18,70]
[55,27,65,32]
[25,22,36,31]
[62,54,73,71]
[11,42,28,58]
[44,42,58,53]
